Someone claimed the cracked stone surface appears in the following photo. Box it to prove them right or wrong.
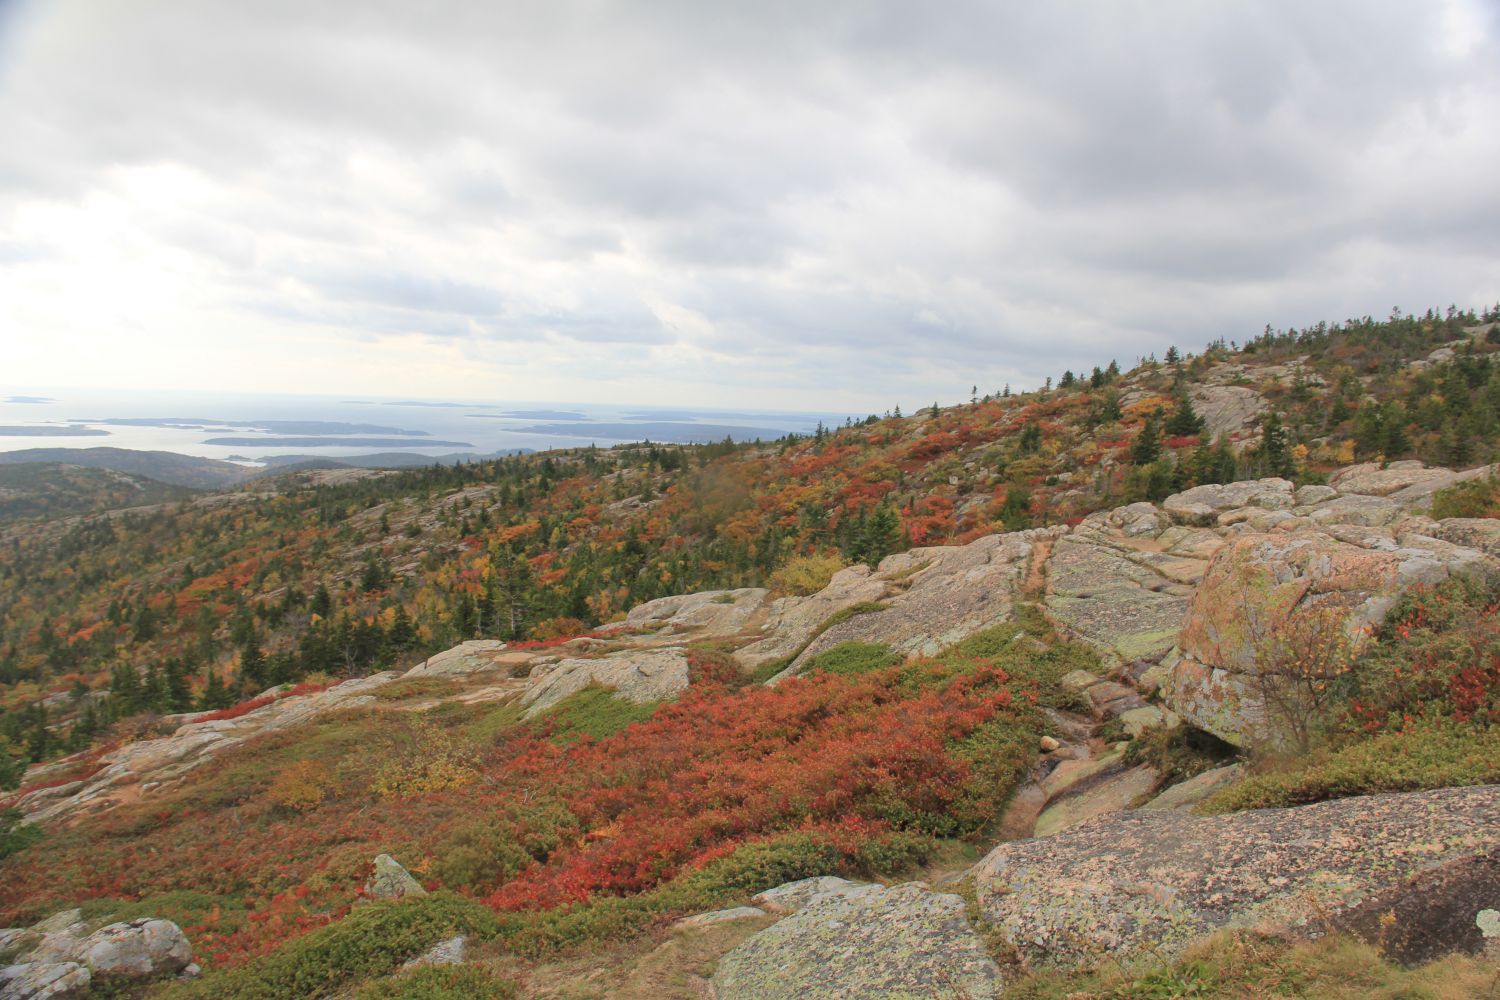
[972,784,1500,969]
[713,883,1002,1000]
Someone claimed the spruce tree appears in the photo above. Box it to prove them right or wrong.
[1166,391,1205,437]
[1131,410,1163,465]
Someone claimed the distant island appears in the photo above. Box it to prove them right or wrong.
[471,410,588,421]
[515,421,798,443]
[2,395,56,404]
[98,418,431,436]
[0,425,109,436]
[202,436,475,448]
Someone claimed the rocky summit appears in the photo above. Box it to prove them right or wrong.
[5,312,1500,998]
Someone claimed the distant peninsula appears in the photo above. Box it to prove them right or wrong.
[0,425,110,436]
[202,436,474,448]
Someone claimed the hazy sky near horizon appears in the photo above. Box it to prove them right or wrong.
[1,1,1497,412]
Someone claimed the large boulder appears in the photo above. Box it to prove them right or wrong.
[737,530,1057,679]
[972,784,1500,969]
[520,648,690,717]
[1164,529,1491,746]
[74,920,192,979]
[1161,478,1294,526]
[713,883,1002,1000]
[620,589,771,641]
[0,914,193,998]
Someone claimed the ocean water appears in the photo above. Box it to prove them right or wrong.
[0,388,842,466]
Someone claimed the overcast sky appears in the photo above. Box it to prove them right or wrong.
[1,1,1497,412]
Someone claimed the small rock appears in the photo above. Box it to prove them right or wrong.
[365,854,426,901]
[1140,764,1244,812]
[672,907,768,930]
[1118,705,1177,737]
[1060,670,1103,693]
[751,876,884,915]
[399,935,466,970]
[1038,735,1061,752]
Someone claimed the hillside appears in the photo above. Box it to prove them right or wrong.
[0,465,196,526]
[2,307,1500,998]
[0,448,254,490]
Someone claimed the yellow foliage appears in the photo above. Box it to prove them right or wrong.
[266,759,333,812]
[768,551,846,596]
[370,721,480,800]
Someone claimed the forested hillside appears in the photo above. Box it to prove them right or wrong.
[2,306,1499,769]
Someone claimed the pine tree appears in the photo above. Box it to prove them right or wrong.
[1131,410,1163,465]
[1166,391,1205,437]
[198,670,234,711]
[1259,412,1296,478]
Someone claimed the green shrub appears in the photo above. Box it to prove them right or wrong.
[0,808,40,861]
[539,685,661,744]
[1430,473,1500,519]
[768,552,846,596]
[1124,724,1238,784]
[804,642,899,676]
[1198,721,1500,814]
[430,797,577,893]
[353,965,517,999]
[158,893,501,1000]
[369,677,461,702]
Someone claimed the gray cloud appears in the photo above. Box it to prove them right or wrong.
[0,0,1497,408]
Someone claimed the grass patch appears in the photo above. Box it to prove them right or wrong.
[1001,929,1500,999]
[538,685,661,745]
[745,601,891,684]
[369,676,463,702]
[803,641,900,677]
[79,890,249,937]
[156,893,501,1000]
[353,965,518,999]
[1198,720,1500,814]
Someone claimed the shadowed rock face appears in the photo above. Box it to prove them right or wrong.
[712,883,1002,1000]
[971,784,1500,969]
[1331,852,1500,965]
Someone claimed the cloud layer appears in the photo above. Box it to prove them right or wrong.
[2,0,1497,411]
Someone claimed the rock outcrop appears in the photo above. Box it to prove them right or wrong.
[0,913,193,999]
[721,785,1499,992]
[712,882,1002,1000]
[520,648,690,717]
[738,529,1057,679]
[972,784,1499,969]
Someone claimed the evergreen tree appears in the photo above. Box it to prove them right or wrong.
[1380,402,1411,457]
[197,670,234,711]
[1166,391,1205,437]
[1131,410,1163,465]
[1259,412,1296,478]
[165,659,193,712]
[309,583,332,619]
